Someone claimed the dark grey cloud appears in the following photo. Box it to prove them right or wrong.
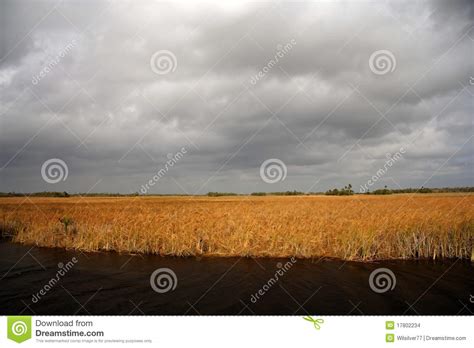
[0,0,472,194]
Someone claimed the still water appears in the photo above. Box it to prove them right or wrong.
[0,242,472,315]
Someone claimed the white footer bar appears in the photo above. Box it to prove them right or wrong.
[1,316,472,347]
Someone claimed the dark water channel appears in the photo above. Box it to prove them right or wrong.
[0,242,472,315]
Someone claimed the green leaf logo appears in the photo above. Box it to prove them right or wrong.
[303,316,324,330]
[7,316,32,343]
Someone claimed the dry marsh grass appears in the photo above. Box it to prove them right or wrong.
[1,194,472,261]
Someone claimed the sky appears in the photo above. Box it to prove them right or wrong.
[0,0,473,194]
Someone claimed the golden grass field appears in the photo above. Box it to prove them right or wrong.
[0,194,472,261]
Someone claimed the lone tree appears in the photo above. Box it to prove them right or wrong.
[59,217,74,234]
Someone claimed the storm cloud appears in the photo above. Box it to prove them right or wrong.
[0,0,473,194]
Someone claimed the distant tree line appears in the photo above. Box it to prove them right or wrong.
[0,191,71,197]
[1,186,473,198]
[207,192,239,197]
[0,191,140,197]
[251,190,306,196]
[363,186,474,195]
[325,184,354,196]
